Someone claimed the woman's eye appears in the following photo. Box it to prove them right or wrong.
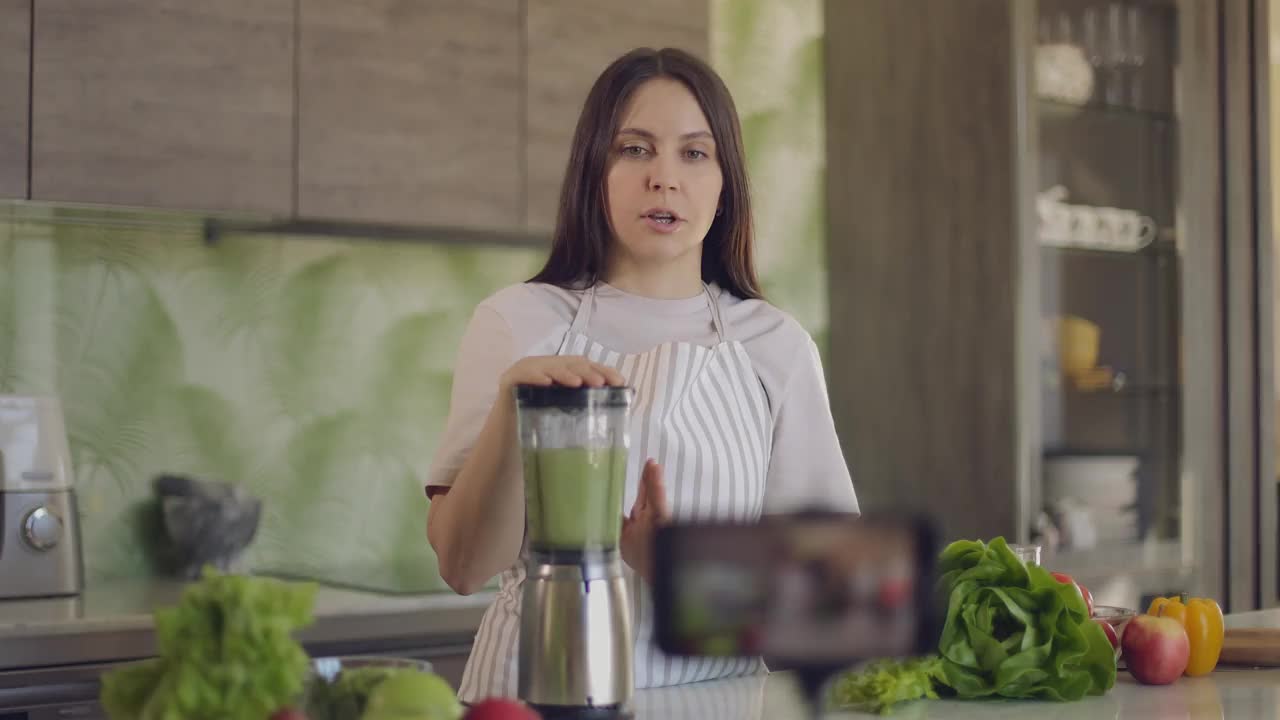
[685,149,708,160]
[622,145,648,158]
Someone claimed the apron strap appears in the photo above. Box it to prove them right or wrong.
[568,283,597,334]
[704,283,728,343]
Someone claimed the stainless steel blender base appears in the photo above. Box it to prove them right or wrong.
[528,703,633,720]
[518,553,634,712]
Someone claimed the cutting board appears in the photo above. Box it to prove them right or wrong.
[1219,628,1280,667]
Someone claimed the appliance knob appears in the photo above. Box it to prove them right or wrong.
[22,506,63,551]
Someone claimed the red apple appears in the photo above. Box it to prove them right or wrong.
[464,698,542,720]
[269,708,307,720]
[1121,614,1190,685]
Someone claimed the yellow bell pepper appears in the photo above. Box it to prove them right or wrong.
[1147,593,1225,676]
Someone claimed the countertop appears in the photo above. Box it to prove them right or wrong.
[7,578,1280,718]
[0,575,493,673]
[637,669,1279,719]
[628,607,1280,719]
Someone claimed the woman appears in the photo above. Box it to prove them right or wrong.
[425,46,859,702]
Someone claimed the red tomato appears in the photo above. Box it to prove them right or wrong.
[1095,617,1121,651]
[1050,572,1094,616]
[1079,583,1095,617]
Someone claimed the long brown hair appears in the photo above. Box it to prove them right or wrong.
[529,47,763,300]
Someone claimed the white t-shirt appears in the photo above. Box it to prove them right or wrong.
[426,281,858,515]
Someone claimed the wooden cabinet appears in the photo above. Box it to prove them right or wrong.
[30,0,294,214]
[17,1,711,232]
[524,0,708,231]
[0,0,30,199]
[825,0,1021,548]
[297,0,521,228]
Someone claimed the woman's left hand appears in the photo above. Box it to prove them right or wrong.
[621,459,671,584]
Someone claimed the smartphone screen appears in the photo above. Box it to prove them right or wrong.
[651,512,939,667]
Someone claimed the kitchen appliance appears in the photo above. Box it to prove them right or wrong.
[515,384,635,719]
[0,395,82,599]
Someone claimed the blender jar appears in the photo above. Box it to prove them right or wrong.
[515,385,633,557]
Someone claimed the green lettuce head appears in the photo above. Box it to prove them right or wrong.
[934,537,1116,700]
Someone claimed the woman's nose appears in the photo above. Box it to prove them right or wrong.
[649,178,677,191]
[648,157,679,191]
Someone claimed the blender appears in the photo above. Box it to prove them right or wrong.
[515,384,635,719]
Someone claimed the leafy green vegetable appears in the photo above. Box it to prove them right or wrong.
[828,656,946,714]
[100,657,169,717]
[935,537,1115,701]
[100,567,318,720]
[828,537,1117,715]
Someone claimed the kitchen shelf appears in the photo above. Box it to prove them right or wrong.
[1042,446,1154,457]
[1041,240,1179,260]
[1038,97,1177,127]
[1045,382,1180,398]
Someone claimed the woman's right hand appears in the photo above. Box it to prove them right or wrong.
[499,355,626,392]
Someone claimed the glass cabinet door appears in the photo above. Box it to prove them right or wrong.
[1029,0,1209,608]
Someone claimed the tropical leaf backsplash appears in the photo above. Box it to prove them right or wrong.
[1,207,547,590]
[714,0,828,350]
[0,0,826,592]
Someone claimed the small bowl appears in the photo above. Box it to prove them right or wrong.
[310,655,434,682]
[1092,604,1136,634]
[303,656,437,717]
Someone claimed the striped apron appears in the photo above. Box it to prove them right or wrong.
[457,282,772,703]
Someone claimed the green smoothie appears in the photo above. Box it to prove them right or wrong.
[524,446,627,552]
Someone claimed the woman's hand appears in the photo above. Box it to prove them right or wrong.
[622,459,671,585]
[499,355,626,393]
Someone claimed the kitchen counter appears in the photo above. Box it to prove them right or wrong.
[634,669,1278,719]
[7,578,1279,718]
[627,607,1280,719]
[0,575,492,696]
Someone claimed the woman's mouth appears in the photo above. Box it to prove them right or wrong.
[643,209,683,233]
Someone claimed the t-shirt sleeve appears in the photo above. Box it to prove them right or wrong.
[425,304,516,497]
[761,336,860,515]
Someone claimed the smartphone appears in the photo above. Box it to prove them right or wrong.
[651,511,940,668]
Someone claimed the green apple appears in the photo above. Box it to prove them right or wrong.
[361,672,463,720]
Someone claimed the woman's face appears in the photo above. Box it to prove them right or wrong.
[605,77,723,275]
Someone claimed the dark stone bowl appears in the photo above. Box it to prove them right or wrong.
[152,474,262,580]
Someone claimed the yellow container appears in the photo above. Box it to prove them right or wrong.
[1056,315,1100,376]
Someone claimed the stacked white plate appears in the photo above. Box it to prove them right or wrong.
[1044,455,1140,547]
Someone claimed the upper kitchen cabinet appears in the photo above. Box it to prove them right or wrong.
[30,0,294,215]
[0,0,30,199]
[297,0,522,229]
[524,0,709,231]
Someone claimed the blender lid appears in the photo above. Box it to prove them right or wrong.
[515,384,634,408]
